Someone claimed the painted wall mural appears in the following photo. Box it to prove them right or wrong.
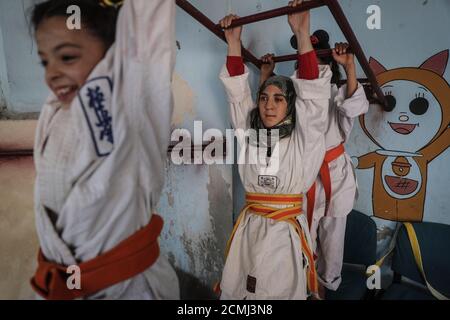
[355,50,450,222]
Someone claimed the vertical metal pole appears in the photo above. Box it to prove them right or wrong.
[324,0,386,106]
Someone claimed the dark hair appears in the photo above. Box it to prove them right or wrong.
[32,0,120,49]
[291,29,342,85]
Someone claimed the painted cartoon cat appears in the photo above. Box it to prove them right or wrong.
[356,50,450,222]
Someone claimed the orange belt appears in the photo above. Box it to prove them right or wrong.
[306,143,345,230]
[223,193,318,296]
[30,214,163,300]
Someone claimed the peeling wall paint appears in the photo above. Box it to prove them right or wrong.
[172,73,196,127]
[157,163,233,299]
[207,165,233,255]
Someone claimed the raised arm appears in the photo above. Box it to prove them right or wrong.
[335,84,369,142]
[113,0,176,186]
[220,14,244,77]
[332,42,358,99]
[328,43,368,140]
[289,0,331,190]
[289,0,314,57]
[259,54,275,86]
[219,15,254,130]
[221,14,243,58]
[288,0,319,81]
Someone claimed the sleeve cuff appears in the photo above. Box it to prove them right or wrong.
[226,56,245,77]
[335,83,370,118]
[298,50,319,80]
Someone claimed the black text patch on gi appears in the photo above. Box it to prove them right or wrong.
[78,76,114,157]
[246,275,257,293]
[258,175,279,189]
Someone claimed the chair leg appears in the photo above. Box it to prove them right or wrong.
[393,272,402,284]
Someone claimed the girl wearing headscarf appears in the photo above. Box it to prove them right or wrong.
[217,0,331,300]
[261,30,370,297]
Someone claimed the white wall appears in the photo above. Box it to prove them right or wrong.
[0,0,48,113]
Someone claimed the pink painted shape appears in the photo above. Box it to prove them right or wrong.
[369,57,387,76]
[419,50,449,76]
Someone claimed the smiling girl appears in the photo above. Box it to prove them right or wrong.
[30,0,179,299]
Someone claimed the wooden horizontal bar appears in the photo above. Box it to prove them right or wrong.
[217,0,326,29]
[270,48,354,63]
[177,0,385,108]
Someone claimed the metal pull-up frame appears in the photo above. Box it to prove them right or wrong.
[176,0,386,107]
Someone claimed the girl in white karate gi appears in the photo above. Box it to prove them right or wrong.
[30,0,179,299]
[261,30,370,298]
[217,0,331,300]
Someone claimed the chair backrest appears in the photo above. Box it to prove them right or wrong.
[392,222,450,296]
[343,210,377,266]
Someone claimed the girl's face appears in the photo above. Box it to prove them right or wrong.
[36,17,107,107]
[258,85,289,128]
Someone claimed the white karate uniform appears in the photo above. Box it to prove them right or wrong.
[307,83,369,291]
[33,0,179,299]
[219,65,332,299]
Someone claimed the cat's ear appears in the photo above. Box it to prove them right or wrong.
[369,57,387,76]
[419,50,449,76]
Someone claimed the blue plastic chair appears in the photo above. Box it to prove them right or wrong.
[381,222,450,300]
[326,210,377,300]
